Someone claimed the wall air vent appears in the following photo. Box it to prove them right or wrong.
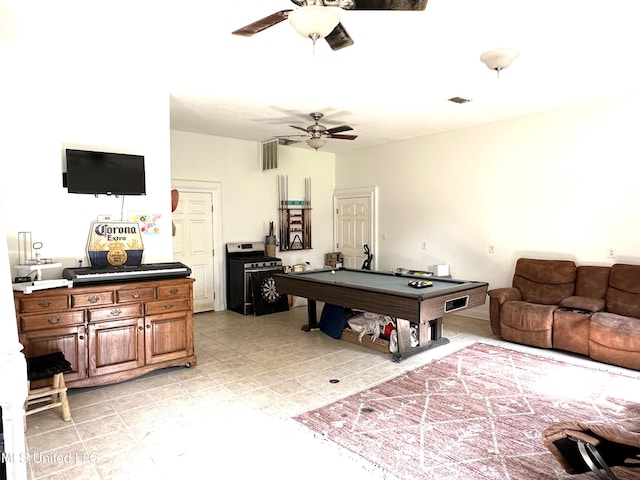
[261,139,278,171]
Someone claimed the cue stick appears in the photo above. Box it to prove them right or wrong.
[281,175,287,250]
[308,177,311,248]
[304,177,308,248]
[277,175,283,250]
[284,175,289,250]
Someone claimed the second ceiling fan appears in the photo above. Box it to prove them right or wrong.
[232,0,428,51]
[277,112,358,150]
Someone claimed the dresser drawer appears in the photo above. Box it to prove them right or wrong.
[88,303,143,322]
[19,295,68,313]
[145,298,190,315]
[71,290,115,308]
[117,287,155,303]
[20,310,85,332]
[156,284,190,300]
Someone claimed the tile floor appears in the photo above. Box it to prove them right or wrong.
[21,306,634,480]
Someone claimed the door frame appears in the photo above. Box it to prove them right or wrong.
[333,186,378,270]
[171,179,224,311]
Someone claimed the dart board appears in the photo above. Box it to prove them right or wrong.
[260,276,281,303]
[250,270,289,316]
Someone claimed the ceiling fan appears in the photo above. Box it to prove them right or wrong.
[276,112,358,150]
[232,0,428,51]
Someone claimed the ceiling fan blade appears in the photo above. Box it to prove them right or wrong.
[352,0,427,10]
[328,134,358,140]
[289,125,310,133]
[232,10,291,36]
[326,125,353,135]
[277,138,301,145]
[325,23,354,51]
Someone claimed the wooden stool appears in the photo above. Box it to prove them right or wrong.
[25,352,72,425]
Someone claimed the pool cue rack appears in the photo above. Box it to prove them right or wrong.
[277,175,312,251]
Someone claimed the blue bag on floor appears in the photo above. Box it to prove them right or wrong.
[319,304,348,339]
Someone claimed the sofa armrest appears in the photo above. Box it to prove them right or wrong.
[487,287,522,335]
[487,287,522,304]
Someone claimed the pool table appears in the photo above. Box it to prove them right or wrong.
[274,268,488,361]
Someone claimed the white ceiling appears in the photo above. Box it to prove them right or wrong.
[4,1,639,154]
[167,0,640,153]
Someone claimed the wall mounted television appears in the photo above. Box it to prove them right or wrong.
[64,148,146,196]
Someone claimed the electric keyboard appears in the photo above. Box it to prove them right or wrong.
[62,262,192,285]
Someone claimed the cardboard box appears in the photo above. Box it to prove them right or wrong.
[341,328,391,354]
[325,252,344,268]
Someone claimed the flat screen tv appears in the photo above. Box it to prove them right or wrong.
[64,148,146,195]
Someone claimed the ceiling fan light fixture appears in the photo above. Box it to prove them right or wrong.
[288,6,340,39]
[480,48,519,76]
[306,137,327,150]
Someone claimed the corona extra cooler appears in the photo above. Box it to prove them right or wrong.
[86,221,144,268]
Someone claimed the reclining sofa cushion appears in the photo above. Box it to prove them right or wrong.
[605,263,640,318]
[553,309,591,356]
[589,312,640,370]
[500,302,556,348]
[512,258,577,305]
[559,265,610,313]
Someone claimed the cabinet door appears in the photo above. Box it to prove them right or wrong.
[88,317,145,377]
[144,311,194,364]
[19,325,87,385]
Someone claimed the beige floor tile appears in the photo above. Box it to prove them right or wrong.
[70,401,116,424]
[142,383,190,402]
[117,404,166,427]
[23,308,512,479]
[27,426,82,455]
[67,389,108,409]
[107,391,155,413]
[74,414,128,441]
[25,410,73,437]
[82,429,140,460]
[32,462,101,480]
[28,442,90,479]
[92,448,160,480]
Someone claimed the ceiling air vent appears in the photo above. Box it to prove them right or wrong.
[261,139,278,171]
[448,97,472,104]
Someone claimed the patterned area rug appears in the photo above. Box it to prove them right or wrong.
[294,343,640,479]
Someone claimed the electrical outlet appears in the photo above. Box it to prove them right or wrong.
[421,241,427,250]
[607,248,615,258]
[489,244,495,254]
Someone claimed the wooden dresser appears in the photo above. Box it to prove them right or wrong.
[14,277,196,388]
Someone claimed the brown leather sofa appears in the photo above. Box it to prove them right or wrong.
[488,258,640,370]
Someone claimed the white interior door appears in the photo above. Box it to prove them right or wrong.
[334,187,377,269]
[172,190,215,312]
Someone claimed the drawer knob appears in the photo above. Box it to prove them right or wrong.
[88,296,100,303]
[146,324,151,329]
[170,289,178,295]
[132,293,141,299]
[111,309,122,316]
[39,301,51,308]
[138,326,143,331]
[48,317,60,324]
[79,335,84,340]
[164,303,173,309]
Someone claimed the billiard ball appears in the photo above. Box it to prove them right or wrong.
[331,270,336,275]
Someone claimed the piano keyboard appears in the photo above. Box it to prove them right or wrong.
[63,262,191,285]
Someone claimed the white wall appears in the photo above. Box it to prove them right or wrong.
[0,6,175,279]
[170,131,336,270]
[336,95,640,319]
